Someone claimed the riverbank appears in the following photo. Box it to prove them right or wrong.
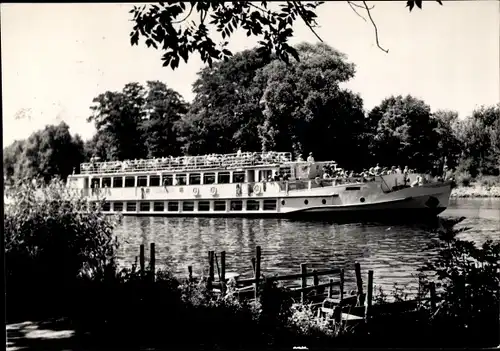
[451,185,500,198]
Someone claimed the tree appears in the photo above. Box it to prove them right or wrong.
[368,95,440,172]
[3,140,25,183]
[88,83,148,161]
[255,42,367,168]
[140,81,189,158]
[3,122,85,184]
[453,104,500,176]
[431,110,462,171]
[129,1,443,69]
[176,48,271,154]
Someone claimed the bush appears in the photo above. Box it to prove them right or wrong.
[418,217,500,347]
[454,171,473,187]
[4,177,120,322]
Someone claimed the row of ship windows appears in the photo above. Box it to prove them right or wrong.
[100,199,278,212]
[90,172,247,188]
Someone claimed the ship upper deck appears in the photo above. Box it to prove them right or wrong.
[79,151,294,175]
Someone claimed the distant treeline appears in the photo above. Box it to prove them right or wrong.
[3,43,500,184]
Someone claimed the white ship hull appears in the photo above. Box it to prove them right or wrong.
[79,176,452,222]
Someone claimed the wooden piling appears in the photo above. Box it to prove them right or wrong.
[365,270,374,323]
[429,281,437,312]
[328,278,334,298]
[313,269,319,295]
[139,244,145,277]
[220,251,226,293]
[340,268,345,302]
[254,246,261,301]
[150,243,155,282]
[208,251,215,289]
[251,257,256,274]
[354,262,364,306]
[188,265,193,281]
[300,263,307,304]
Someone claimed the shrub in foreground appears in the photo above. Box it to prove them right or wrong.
[4,178,120,322]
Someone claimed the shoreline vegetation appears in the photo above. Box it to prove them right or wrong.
[451,175,500,198]
[5,179,500,349]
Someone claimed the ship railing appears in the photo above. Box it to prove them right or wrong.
[79,151,293,175]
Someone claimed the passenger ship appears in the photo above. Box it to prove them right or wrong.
[66,151,452,221]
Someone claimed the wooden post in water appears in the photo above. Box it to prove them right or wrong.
[365,270,374,323]
[139,244,145,278]
[355,262,364,306]
[429,282,437,312]
[313,269,319,296]
[208,251,215,290]
[340,268,345,302]
[209,251,215,281]
[150,243,156,282]
[300,263,307,304]
[328,278,334,298]
[254,246,261,301]
[251,257,256,274]
[220,251,226,294]
[188,265,193,281]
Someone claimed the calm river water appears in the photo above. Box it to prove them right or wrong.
[114,198,500,295]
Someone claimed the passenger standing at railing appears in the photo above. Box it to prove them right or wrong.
[307,152,314,163]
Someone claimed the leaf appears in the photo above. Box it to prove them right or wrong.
[436,0,443,4]
[130,31,139,46]
[287,45,300,62]
[406,1,415,11]
[415,1,422,9]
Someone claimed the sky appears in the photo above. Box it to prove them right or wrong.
[2,1,499,148]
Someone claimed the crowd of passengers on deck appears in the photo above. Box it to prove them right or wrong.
[81,149,293,173]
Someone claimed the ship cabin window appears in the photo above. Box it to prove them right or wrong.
[126,202,136,211]
[263,199,277,211]
[162,175,173,186]
[91,178,100,188]
[113,177,123,188]
[204,173,216,185]
[189,173,201,185]
[137,176,148,187]
[140,202,150,212]
[279,167,292,178]
[182,201,195,212]
[125,176,135,187]
[167,201,179,212]
[218,172,230,184]
[260,170,273,181]
[233,171,245,183]
[114,202,123,211]
[102,202,111,211]
[198,201,210,212]
[214,200,226,211]
[102,177,112,188]
[176,174,187,186]
[230,200,243,211]
[246,200,260,211]
[153,202,164,212]
[149,175,160,187]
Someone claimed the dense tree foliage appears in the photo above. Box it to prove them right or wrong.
[453,104,500,177]
[366,95,440,172]
[255,43,367,169]
[176,49,270,154]
[86,81,189,161]
[129,1,443,69]
[3,122,84,184]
